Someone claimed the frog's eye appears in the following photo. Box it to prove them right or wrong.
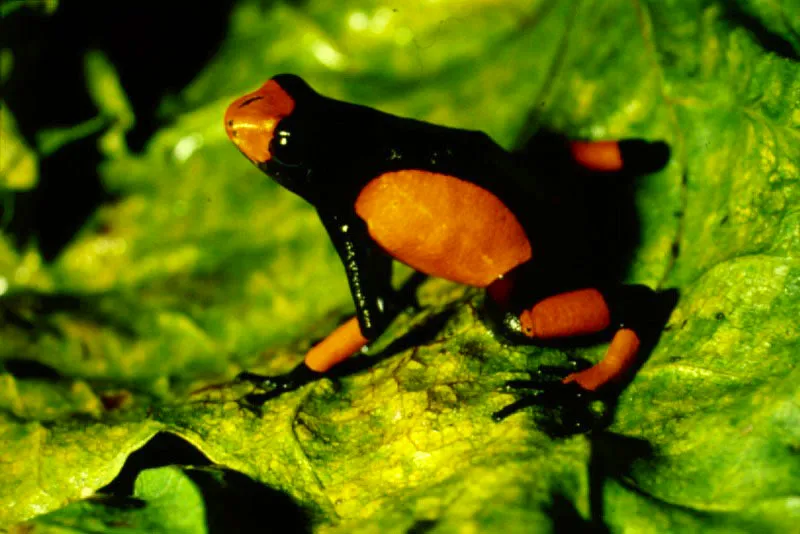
[269,126,304,166]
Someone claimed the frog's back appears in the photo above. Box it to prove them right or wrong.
[355,169,532,287]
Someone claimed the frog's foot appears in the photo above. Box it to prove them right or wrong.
[493,363,610,436]
[235,363,324,406]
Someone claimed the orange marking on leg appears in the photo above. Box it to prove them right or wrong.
[304,317,368,373]
[519,288,611,339]
[562,328,641,391]
[570,141,623,172]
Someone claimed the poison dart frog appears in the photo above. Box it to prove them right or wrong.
[224,74,672,428]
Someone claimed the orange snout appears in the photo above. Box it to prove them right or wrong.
[224,79,296,164]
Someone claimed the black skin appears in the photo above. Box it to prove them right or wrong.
[235,74,673,429]
[257,74,535,339]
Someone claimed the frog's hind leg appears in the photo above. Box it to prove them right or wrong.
[492,283,671,433]
[569,139,670,174]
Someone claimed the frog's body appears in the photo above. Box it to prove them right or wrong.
[225,75,671,425]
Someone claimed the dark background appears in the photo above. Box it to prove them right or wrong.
[2,2,236,259]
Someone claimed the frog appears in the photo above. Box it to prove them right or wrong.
[224,74,673,430]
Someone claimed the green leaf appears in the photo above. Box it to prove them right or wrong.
[36,51,133,158]
[85,50,135,158]
[0,413,160,525]
[0,104,38,191]
[21,464,317,533]
[2,0,798,531]
[0,0,57,17]
[20,466,207,533]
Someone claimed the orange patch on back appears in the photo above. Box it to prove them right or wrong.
[224,79,295,164]
[519,288,611,339]
[569,141,623,172]
[355,170,531,287]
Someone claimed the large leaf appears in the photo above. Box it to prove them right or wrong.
[2,0,798,531]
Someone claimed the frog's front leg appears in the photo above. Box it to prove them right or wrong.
[237,210,399,402]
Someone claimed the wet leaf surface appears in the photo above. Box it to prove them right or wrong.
[2,0,798,531]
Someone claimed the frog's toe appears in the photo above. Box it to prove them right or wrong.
[236,363,325,405]
[493,369,609,436]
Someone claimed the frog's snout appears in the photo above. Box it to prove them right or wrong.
[224,93,274,164]
[224,79,295,165]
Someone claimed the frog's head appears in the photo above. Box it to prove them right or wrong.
[224,75,299,165]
